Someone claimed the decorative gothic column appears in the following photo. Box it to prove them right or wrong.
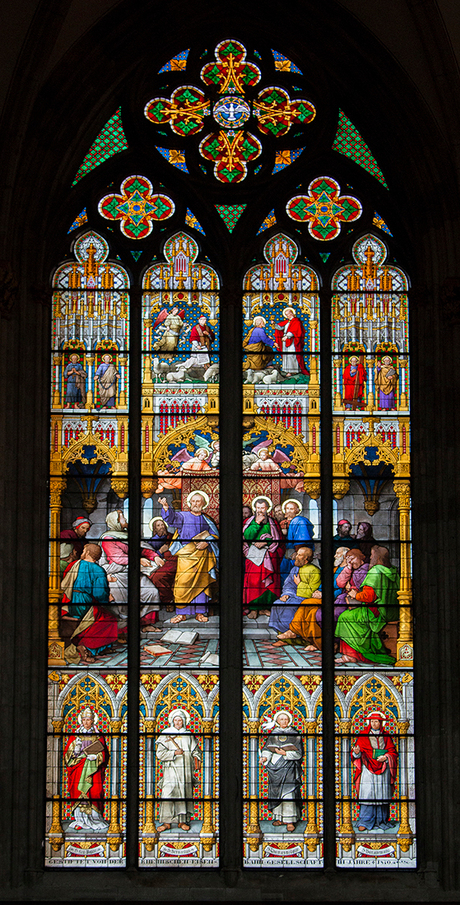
[48,717,64,850]
[246,720,263,852]
[394,481,413,667]
[107,718,122,850]
[396,719,414,853]
[142,719,158,852]
[338,718,355,852]
[48,477,67,666]
[304,719,320,852]
[85,355,94,408]
[200,719,216,852]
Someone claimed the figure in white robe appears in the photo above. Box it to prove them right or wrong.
[156,709,201,831]
[259,710,303,830]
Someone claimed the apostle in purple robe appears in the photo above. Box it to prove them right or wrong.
[158,491,219,623]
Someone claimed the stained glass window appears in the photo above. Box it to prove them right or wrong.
[46,36,414,874]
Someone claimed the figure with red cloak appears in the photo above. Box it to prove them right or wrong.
[342,355,367,410]
[243,496,283,618]
[351,711,398,831]
[61,543,118,664]
[64,707,109,831]
[274,306,309,378]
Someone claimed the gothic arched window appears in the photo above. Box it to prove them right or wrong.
[46,38,414,871]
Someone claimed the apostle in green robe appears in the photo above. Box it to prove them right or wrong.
[335,545,399,665]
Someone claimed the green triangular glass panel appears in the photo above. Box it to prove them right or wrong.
[130,250,143,261]
[333,111,388,188]
[72,109,128,185]
[319,252,330,263]
[215,204,247,232]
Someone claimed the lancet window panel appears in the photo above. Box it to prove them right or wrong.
[242,233,322,868]
[139,671,219,866]
[46,670,127,867]
[139,230,220,866]
[331,234,414,868]
[46,229,130,867]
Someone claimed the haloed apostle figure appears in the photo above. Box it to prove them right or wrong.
[243,316,276,371]
[375,355,398,410]
[96,354,120,408]
[64,353,87,408]
[352,711,398,832]
[156,708,201,833]
[342,355,367,410]
[273,306,309,378]
[64,707,109,832]
[279,498,314,584]
[243,496,283,618]
[259,711,303,832]
[159,491,219,624]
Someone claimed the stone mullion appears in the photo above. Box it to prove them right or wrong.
[319,285,335,868]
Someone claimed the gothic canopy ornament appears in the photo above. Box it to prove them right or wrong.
[286,176,362,240]
[145,39,316,183]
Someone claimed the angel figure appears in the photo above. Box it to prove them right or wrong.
[247,439,290,474]
[155,436,215,494]
[152,306,188,353]
[171,436,214,473]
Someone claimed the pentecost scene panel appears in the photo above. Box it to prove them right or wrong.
[242,407,320,670]
[45,669,127,867]
[49,475,134,670]
[139,671,219,866]
[138,476,219,670]
[242,672,322,867]
[334,670,415,868]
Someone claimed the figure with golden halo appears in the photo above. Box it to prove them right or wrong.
[259,710,303,832]
[243,496,283,618]
[64,707,109,832]
[273,306,309,377]
[279,498,314,584]
[159,490,218,623]
[156,708,201,833]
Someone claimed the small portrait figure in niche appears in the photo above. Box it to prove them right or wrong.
[342,354,367,410]
[352,711,398,832]
[64,707,109,832]
[156,708,201,833]
[259,710,303,832]
[64,352,87,409]
[96,353,120,408]
[375,354,398,410]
